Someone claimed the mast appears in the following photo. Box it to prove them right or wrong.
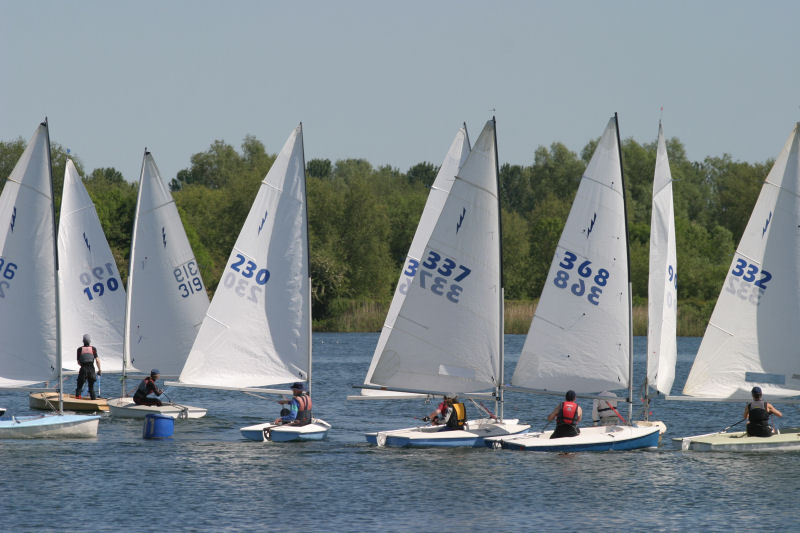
[614,112,634,423]
[122,149,148,396]
[299,123,312,396]
[493,116,504,421]
[44,118,64,414]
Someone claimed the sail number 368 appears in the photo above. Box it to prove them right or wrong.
[553,251,608,306]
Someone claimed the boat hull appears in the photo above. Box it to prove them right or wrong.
[679,429,800,452]
[365,419,530,448]
[240,419,331,442]
[0,414,100,439]
[486,424,661,452]
[29,392,109,412]
[107,398,207,419]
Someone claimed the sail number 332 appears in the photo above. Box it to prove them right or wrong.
[553,251,609,306]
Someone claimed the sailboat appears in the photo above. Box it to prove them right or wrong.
[170,124,330,442]
[107,151,208,419]
[357,119,530,447]
[29,159,126,413]
[672,122,800,452]
[488,115,661,452]
[0,121,100,438]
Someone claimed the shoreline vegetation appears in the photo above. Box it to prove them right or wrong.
[2,129,761,339]
[314,299,711,337]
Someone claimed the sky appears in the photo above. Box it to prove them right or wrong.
[2,1,799,183]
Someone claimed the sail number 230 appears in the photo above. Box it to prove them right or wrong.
[403,251,471,304]
[553,251,609,306]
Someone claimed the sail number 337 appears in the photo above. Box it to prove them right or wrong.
[553,251,609,306]
[402,251,471,304]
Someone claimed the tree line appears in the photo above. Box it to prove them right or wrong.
[0,130,769,333]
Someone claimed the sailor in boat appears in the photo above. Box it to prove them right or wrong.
[592,391,619,426]
[423,395,467,430]
[547,390,582,439]
[75,334,102,400]
[744,387,783,437]
[273,382,312,426]
[133,369,164,406]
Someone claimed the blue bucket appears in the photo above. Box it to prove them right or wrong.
[143,413,174,439]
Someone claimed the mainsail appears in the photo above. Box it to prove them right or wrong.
[178,124,310,388]
[646,123,678,395]
[361,125,470,396]
[0,123,59,387]
[511,117,630,393]
[683,123,800,399]
[59,159,126,372]
[364,120,502,395]
[124,152,209,377]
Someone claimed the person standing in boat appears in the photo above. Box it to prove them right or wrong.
[745,386,782,437]
[424,395,467,430]
[133,369,164,406]
[592,391,620,426]
[274,382,312,426]
[548,390,582,438]
[75,334,101,400]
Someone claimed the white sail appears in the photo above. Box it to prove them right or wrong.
[646,123,678,395]
[683,123,800,399]
[365,120,501,395]
[361,125,470,396]
[512,117,629,393]
[178,125,310,388]
[125,152,209,376]
[58,160,126,372]
[0,124,59,387]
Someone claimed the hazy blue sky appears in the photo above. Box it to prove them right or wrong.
[2,1,798,182]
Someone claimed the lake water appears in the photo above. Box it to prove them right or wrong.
[1,334,798,532]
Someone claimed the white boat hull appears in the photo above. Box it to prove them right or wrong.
[240,419,331,442]
[678,429,800,452]
[0,414,100,439]
[107,398,207,419]
[365,418,530,448]
[486,424,661,452]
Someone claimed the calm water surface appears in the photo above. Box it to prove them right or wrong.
[1,334,798,532]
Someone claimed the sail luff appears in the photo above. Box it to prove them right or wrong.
[43,119,64,414]
[493,116,504,419]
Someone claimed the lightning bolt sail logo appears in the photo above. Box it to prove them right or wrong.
[10,206,16,232]
[456,208,466,233]
[258,210,269,235]
[762,211,772,238]
[83,232,91,251]
[585,213,597,238]
[162,227,167,248]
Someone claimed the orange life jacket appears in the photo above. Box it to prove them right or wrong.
[557,401,579,426]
